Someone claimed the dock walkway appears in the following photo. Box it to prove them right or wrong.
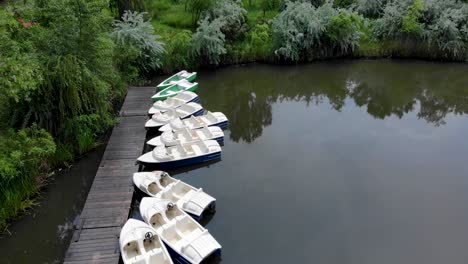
[64,86,154,264]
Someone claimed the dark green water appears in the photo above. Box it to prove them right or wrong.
[2,60,468,263]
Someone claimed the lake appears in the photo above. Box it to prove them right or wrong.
[1,60,468,264]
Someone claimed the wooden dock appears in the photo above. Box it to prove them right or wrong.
[64,86,154,264]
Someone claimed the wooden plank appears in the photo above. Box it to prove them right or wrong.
[64,86,152,263]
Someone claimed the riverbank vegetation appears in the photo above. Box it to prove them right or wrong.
[0,0,164,231]
[1,0,467,231]
[148,0,468,70]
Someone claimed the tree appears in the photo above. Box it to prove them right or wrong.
[111,11,165,74]
[191,17,226,65]
[187,0,213,27]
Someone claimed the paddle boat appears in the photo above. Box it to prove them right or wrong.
[149,91,199,115]
[120,219,173,264]
[147,126,224,147]
[145,103,204,129]
[140,198,222,264]
[133,171,216,219]
[137,140,222,168]
[159,112,228,132]
[152,80,198,102]
[156,70,197,91]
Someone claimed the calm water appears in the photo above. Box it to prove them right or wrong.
[2,60,468,263]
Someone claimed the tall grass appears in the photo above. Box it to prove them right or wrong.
[0,127,56,231]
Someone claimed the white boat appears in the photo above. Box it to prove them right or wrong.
[137,140,221,168]
[140,198,222,264]
[145,103,204,129]
[119,219,173,264]
[147,126,224,147]
[149,91,199,115]
[152,80,198,102]
[159,112,228,132]
[133,171,216,218]
[156,70,197,90]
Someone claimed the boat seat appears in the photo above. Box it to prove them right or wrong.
[191,145,203,156]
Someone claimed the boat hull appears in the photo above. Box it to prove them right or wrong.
[146,108,205,130]
[157,72,197,91]
[139,151,221,169]
[163,242,221,264]
[148,96,201,117]
[152,83,199,102]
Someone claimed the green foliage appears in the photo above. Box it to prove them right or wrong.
[191,17,227,65]
[355,0,388,18]
[333,0,355,8]
[0,126,56,231]
[0,10,42,104]
[402,0,423,34]
[111,11,165,74]
[272,1,363,61]
[260,0,280,15]
[162,30,195,71]
[205,0,248,41]
[327,9,364,53]
[247,23,273,60]
[114,0,146,17]
[425,1,468,59]
[187,0,214,26]
[374,0,468,60]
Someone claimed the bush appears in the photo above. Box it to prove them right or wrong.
[162,30,195,71]
[327,9,364,53]
[0,127,56,231]
[187,0,214,27]
[272,1,363,61]
[425,1,468,60]
[112,11,165,74]
[355,0,388,18]
[205,0,248,40]
[373,0,468,60]
[191,17,227,65]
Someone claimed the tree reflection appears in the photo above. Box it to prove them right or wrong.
[197,62,468,143]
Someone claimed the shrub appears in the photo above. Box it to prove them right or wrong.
[248,23,273,60]
[162,30,195,71]
[191,17,227,65]
[272,1,363,61]
[205,0,248,40]
[327,9,364,53]
[111,11,165,74]
[354,0,388,18]
[187,0,214,27]
[425,1,468,60]
[401,0,424,35]
[0,127,56,231]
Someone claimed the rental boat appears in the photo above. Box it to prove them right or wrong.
[120,219,173,264]
[147,127,224,147]
[140,198,222,264]
[149,91,199,115]
[137,140,221,168]
[152,80,198,102]
[159,112,228,132]
[156,70,197,90]
[133,171,216,218]
[145,103,203,129]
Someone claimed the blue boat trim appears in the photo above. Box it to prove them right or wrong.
[163,241,222,264]
[209,121,229,130]
[141,151,222,169]
[188,96,200,104]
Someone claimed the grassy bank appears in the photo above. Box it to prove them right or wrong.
[150,0,467,73]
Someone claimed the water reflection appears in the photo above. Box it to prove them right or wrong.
[196,61,468,142]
